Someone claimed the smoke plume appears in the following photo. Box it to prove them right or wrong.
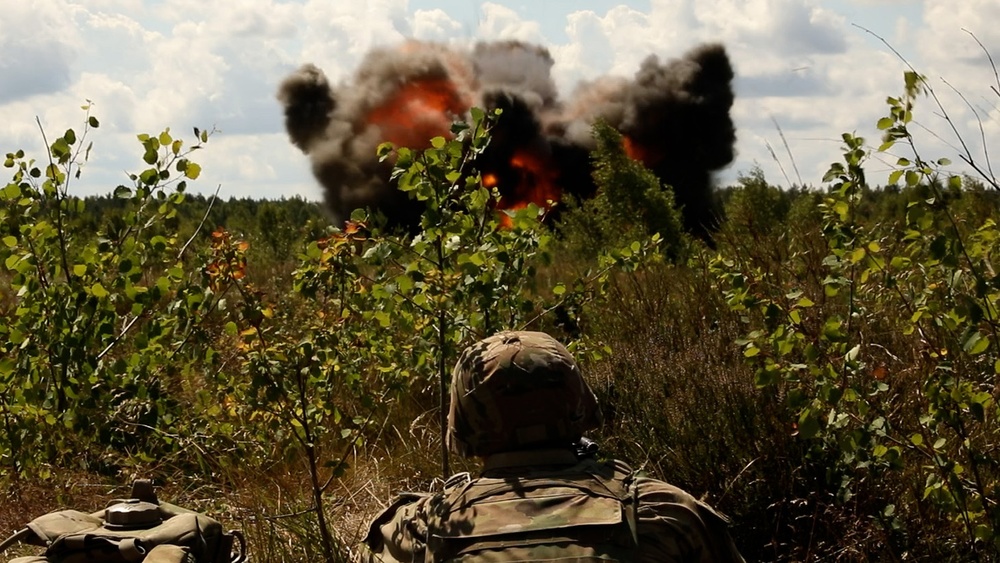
[278,40,735,237]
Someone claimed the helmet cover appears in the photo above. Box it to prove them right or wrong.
[447,331,602,457]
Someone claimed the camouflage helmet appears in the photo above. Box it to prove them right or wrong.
[447,331,602,458]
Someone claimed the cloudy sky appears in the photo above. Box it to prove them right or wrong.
[1,0,998,202]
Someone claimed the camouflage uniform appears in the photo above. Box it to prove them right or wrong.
[363,331,745,562]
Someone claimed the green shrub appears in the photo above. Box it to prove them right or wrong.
[556,121,687,261]
[713,71,1000,559]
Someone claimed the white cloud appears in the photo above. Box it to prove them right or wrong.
[1,0,998,201]
[411,9,465,42]
[299,0,411,72]
[0,0,84,102]
[693,0,847,55]
[477,2,544,43]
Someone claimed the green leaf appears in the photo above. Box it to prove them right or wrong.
[91,283,108,298]
[963,332,990,355]
[51,138,71,161]
[890,256,911,269]
[139,168,159,185]
[184,162,201,179]
[151,235,168,251]
[833,200,849,219]
[876,117,894,130]
[224,321,238,336]
[797,410,821,440]
[553,284,566,296]
[395,274,413,293]
[2,235,16,248]
[73,264,87,276]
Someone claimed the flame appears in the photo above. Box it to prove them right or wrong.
[623,135,665,168]
[494,150,561,227]
[364,76,565,228]
[623,136,649,164]
[509,151,559,207]
[365,78,468,150]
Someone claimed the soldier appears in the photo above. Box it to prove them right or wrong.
[363,330,745,562]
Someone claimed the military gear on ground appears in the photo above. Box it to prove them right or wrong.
[0,480,246,563]
[364,452,746,562]
[447,330,602,458]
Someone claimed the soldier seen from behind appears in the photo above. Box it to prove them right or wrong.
[363,330,745,562]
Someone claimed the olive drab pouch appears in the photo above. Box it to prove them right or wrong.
[0,480,246,563]
[424,460,639,562]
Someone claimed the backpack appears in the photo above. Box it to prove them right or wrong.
[423,458,639,562]
[0,480,246,563]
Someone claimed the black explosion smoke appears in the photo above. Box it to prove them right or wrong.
[277,40,735,238]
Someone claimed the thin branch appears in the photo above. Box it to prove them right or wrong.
[178,184,222,261]
[963,29,1000,100]
[910,121,964,154]
[942,77,996,183]
[35,116,74,284]
[772,116,803,185]
[65,104,96,188]
[96,313,144,360]
[855,24,1000,190]
[519,263,619,330]
[765,139,793,188]
[718,457,759,504]
[320,406,379,494]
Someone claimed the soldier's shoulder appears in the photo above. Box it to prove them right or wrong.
[363,491,431,550]
[633,473,698,500]
[633,474,732,521]
[630,475,745,562]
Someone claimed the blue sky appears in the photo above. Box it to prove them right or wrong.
[1,0,997,203]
